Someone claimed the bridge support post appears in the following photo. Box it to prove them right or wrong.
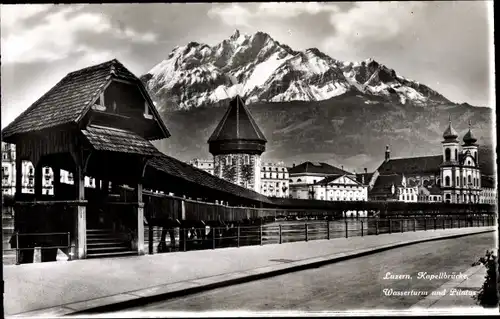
[279,225,282,244]
[442,218,445,230]
[148,224,153,255]
[389,219,392,234]
[212,228,216,249]
[434,218,437,230]
[401,220,403,233]
[376,220,379,235]
[259,225,263,246]
[135,183,145,256]
[345,221,348,238]
[237,226,240,248]
[327,220,330,240]
[424,219,427,231]
[413,219,416,232]
[361,220,364,237]
[74,162,87,260]
[183,229,187,252]
[305,223,308,242]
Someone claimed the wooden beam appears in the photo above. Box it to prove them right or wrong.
[34,162,43,199]
[53,166,61,199]
[15,149,23,201]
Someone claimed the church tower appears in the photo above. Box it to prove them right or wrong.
[461,120,481,203]
[208,95,267,192]
[440,116,460,203]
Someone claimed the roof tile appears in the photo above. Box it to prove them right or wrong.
[81,126,162,156]
[289,162,352,175]
[208,95,267,142]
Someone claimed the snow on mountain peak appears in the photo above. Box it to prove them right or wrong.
[231,29,240,40]
[142,30,451,111]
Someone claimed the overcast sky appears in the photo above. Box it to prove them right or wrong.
[1,2,494,128]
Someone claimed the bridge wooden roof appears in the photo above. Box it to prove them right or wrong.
[2,59,170,142]
[147,153,274,205]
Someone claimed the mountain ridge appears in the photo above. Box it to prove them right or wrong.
[141,29,465,112]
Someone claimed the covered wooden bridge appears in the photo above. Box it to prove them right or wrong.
[2,59,495,264]
[1,59,275,263]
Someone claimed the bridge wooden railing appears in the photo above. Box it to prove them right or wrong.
[142,191,497,223]
[144,215,496,255]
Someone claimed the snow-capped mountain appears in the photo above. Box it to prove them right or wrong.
[141,30,450,111]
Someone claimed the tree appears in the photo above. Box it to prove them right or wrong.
[472,250,499,308]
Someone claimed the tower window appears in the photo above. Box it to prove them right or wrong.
[445,148,451,162]
[455,149,457,161]
[445,176,450,186]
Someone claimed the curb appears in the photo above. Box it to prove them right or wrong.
[9,228,496,317]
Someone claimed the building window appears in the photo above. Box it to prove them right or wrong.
[445,176,450,186]
[467,175,471,185]
[456,176,459,186]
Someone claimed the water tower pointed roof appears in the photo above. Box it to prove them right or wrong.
[208,95,267,155]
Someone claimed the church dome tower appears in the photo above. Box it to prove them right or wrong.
[461,120,480,202]
[208,95,267,192]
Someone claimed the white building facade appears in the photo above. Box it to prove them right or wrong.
[288,162,359,200]
[311,174,368,201]
[189,158,215,175]
[260,162,289,198]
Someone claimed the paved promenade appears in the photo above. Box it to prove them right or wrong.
[413,264,489,309]
[4,226,495,317]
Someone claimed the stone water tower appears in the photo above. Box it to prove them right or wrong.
[208,95,267,192]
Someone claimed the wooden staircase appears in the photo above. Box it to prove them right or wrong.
[86,229,137,258]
